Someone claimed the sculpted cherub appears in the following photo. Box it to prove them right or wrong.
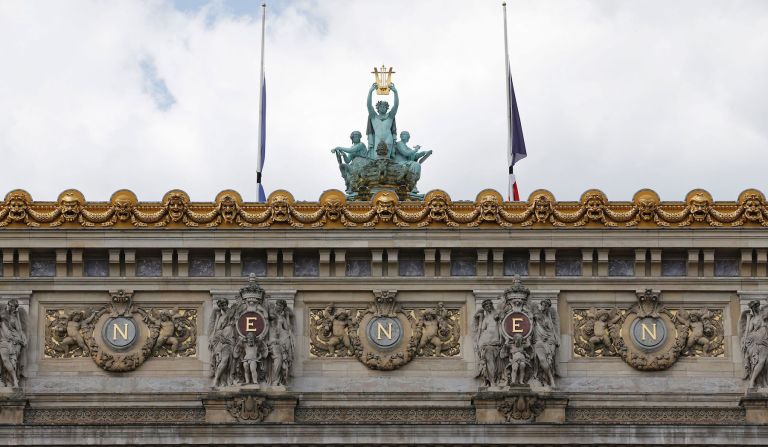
[505,334,531,386]
[578,307,621,356]
[242,332,268,385]
[417,309,445,357]
[0,190,40,227]
[318,304,353,357]
[60,311,94,355]
[676,308,720,355]
[146,308,184,354]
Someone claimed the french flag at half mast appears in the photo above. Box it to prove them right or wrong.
[506,69,526,201]
[503,2,526,202]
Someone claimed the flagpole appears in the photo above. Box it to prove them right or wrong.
[256,2,267,202]
[502,2,513,201]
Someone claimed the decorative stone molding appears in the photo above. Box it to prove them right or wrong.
[567,406,745,425]
[24,407,205,425]
[203,392,297,424]
[295,406,476,424]
[474,390,567,424]
[226,395,272,422]
[2,187,767,229]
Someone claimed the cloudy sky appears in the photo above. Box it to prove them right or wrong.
[1,0,767,202]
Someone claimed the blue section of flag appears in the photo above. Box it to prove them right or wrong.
[258,183,266,203]
[508,68,527,170]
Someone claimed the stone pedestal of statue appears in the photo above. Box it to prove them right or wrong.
[0,389,26,424]
[474,386,568,424]
[740,392,768,424]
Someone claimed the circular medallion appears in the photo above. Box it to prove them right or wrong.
[366,316,403,349]
[629,317,667,351]
[502,312,532,338]
[237,311,266,337]
[102,317,138,350]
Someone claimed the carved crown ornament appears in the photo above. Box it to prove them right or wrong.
[1,187,767,229]
[572,289,726,371]
[43,290,198,372]
[308,291,461,370]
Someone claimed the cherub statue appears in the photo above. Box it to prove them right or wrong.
[505,334,531,386]
[242,332,267,385]
[740,300,768,390]
[320,305,352,357]
[60,311,93,355]
[417,308,445,357]
[587,308,621,355]
[676,308,718,355]
[147,308,183,354]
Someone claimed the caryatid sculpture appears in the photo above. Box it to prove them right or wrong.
[740,300,768,391]
[330,67,433,201]
[209,275,294,388]
[0,299,27,389]
[472,277,560,390]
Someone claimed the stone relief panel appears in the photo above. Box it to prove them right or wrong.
[308,293,461,369]
[209,275,294,388]
[472,277,560,389]
[43,295,198,365]
[572,290,725,369]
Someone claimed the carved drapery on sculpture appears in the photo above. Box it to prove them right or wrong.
[1,187,767,229]
[209,275,294,388]
[0,299,27,388]
[572,290,725,370]
[472,277,560,389]
[740,300,768,392]
[42,291,197,371]
[308,293,461,370]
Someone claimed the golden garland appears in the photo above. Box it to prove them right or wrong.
[1,187,767,229]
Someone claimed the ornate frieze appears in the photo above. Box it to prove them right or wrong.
[24,407,205,425]
[572,291,725,369]
[295,406,476,424]
[1,187,767,229]
[308,294,460,370]
[566,407,745,425]
[209,275,294,388]
[43,292,198,369]
[472,277,560,389]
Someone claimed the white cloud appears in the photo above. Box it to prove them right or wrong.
[0,0,766,202]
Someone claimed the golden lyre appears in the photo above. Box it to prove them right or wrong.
[372,65,395,95]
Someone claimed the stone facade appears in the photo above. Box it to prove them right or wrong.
[1,188,768,445]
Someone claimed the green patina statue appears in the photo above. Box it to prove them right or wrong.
[332,81,432,201]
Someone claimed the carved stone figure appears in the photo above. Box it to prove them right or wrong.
[473,299,504,387]
[473,277,561,389]
[366,83,399,157]
[0,299,27,388]
[145,308,196,356]
[532,299,559,387]
[310,304,353,357]
[209,275,294,388]
[60,311,91,355]
[497,394,544,423]
[226,395,272,422]
[573,308,622,357]
[267,299,294,387]
[676,308,724,357]
[740,300,768,390]
[332,131,370,194]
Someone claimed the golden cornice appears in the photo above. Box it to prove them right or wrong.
[0,187,766,230]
